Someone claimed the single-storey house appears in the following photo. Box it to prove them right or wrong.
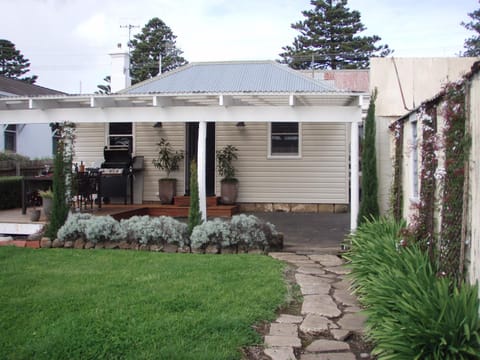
[0,47,365,229]
[0,75,64,158]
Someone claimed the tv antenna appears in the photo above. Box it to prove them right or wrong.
[120,24,139,47]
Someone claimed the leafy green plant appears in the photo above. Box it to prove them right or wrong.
[38,189,53,199]
[216,144,238,182]
[344,217,480,359]
[152,138,184,179]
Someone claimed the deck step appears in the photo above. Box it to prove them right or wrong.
[174,196,219,207]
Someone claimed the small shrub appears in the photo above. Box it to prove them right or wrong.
[190,218,232,250]
[84,216,126,244]
[0,176,22,210]
[188,160,202,235]
[230,214,278,248]
[121,216,188,246]
[57,213,93,241]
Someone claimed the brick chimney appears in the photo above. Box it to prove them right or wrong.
[109,43,131,93]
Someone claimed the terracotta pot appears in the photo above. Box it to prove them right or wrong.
[220,180,238,204]
[158,179,177,204]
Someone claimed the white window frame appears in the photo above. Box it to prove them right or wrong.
[4,124,17,152]
[105,122,135,154]
[268,122,302,159]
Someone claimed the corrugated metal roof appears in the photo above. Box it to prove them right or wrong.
[0,76,65,96]
[124,61,339,94]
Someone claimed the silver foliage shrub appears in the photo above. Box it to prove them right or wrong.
[120,215,188,246]
[84,215,126,243]
[57,213,93,242]
[190,218,233,249]
[230,214,278,248]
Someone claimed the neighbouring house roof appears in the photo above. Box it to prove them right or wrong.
[301,69,370,92]
[0,76,64,97]
[124,61,340,94]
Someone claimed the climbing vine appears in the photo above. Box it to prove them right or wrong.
[439,82,469,281]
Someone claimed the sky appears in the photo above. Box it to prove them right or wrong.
[1,0,478,94]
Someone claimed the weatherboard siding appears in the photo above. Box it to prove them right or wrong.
[215,122,349,204]
[136,122,185,202]
[73,123,105,166]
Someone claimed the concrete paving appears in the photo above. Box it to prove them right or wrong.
[250,212,350,252]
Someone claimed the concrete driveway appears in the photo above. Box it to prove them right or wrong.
[251,212,350,254]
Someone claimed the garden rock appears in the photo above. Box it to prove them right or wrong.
[163,244,178,253]
[84,241,95,249]
[138,244,149,251]
[264,347,296,360]
[302,295,341,317]
[40,238,52,248]
[104,242,119,250]
[74,239,85,249]
[52,239,64,248]
[337,313,366,332]
[221,246,237,254]
[308,254,344,267]
[300,353,356,360]
[331,329,350,341]
[150,244,162,252]
[276,314,303,324]
[205,244,219,254]
[269,323,298,337]
[118,241,130,250]
[95,242,105,249]
[64,241,73,248]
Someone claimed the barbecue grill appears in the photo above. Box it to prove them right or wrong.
[100,146,133,204]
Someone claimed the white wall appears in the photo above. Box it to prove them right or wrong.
[17,124,53,158]
[468,70,480,296]
[371,57,478,215]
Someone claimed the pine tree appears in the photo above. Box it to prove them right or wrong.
[0,39,38,83]
[461,7,480,56]
[129,17,187,84]
[358,89,379,225]
[279,0,391,70]
[94,76,111,94]
[188,160,203,236]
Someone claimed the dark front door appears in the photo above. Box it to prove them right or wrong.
[185,122,216,196]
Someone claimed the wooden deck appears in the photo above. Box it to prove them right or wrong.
[0,196,240,235]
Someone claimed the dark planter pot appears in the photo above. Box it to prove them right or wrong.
[30,209,41,222]
[158,179,177,204]
[220,180,238,204]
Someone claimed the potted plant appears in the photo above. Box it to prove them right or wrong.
[152,138,184,204]
[39,189,53,220]
[216,145,238,204]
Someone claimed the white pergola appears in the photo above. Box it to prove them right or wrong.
[0,91,363,230]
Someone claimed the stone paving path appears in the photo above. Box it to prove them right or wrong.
[264,253,368,360]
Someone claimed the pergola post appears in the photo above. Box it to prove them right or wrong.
[197,120,207,221]
[350,119,360,231]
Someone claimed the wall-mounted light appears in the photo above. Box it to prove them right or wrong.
[236,122,245,127]
[153,122,162,128]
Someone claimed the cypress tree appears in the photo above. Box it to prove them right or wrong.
[358,89,379,225]
[45,139,69,239]
[188,160,203,235]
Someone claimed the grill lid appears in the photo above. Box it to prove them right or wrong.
[102,146,132,166]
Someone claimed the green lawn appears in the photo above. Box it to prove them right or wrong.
[0,247,286,360]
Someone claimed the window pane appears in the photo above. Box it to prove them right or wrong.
[271,122,299,155]
[4,125,16,152]
[109,122,132,135]
[272,122,298,134]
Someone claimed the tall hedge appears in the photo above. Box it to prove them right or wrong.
[187,160,202,235]
[0,176,22,209]
[358,89,379,225]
